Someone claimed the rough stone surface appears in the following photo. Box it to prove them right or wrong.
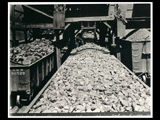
[29,43,151,113]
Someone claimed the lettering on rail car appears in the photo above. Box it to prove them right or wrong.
[11,69,25,75]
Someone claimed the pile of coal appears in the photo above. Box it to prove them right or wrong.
[29,43,150,113]
[10,38,54,65]
[82,31,95,39]
[70,43,110,55]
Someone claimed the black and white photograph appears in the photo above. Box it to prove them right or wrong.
[8,2,152,118]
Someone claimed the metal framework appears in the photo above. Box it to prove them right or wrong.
[10,4,150,69]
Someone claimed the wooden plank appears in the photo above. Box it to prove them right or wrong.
[11,23,70,29]
[65,15,114,22]
[81,26,96,29]
[11,16,115,29]
[11,23,53,29]
[23,5,53,19]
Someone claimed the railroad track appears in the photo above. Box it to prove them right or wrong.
[15,43,150,114]
[10,106,21,113]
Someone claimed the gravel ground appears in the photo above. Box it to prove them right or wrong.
[29,43,151,113]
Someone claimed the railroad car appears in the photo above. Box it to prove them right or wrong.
[121,29,151,85]
[9,4,151,114]
[10,52,55,105]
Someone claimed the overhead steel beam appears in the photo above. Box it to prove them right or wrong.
[11,15,115,29]
[65,15,114,22]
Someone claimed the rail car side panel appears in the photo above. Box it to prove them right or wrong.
[121,39,150,74]
[10,68,30,92]
[10,52,55,93]
[132,42,143,73]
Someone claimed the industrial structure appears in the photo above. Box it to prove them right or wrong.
[9,3,151,116]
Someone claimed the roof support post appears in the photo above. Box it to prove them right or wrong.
[114,4,126,39]
[116,18,126,39]
[54,30,61,69]
[53,4,66,69]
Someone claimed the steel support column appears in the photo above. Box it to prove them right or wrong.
[54,30,61,69]
[53,4,66,69]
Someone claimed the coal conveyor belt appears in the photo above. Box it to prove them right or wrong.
[17,43,151,114]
